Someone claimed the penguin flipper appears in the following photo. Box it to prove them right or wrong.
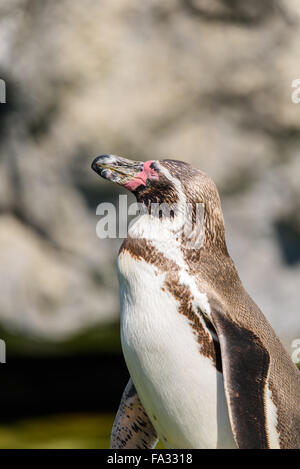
[211,308,270,449]
[110,379,158,449]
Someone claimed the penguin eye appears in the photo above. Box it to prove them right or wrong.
[150,162,159,171]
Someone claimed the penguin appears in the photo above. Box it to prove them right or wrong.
[91,154,300,449]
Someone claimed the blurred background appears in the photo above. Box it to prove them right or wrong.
[0,0,300,449]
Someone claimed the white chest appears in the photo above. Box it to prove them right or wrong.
[117,250,236,449]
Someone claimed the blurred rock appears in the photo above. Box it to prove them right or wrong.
[0,0,299,351]
[0,215,118,339]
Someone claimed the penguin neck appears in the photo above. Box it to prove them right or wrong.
[128,203,187,246]
[127,200,228,257]
[202,204,228,255]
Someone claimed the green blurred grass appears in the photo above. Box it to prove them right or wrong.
[0,413,165,449]
[0,413,114,449]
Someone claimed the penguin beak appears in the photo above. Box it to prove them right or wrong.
[92,154,158,190]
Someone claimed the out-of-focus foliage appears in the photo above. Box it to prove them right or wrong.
[0,414,113,449]
[0,414,167,449]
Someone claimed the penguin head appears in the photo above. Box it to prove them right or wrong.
[92,154,226,249]
[92,154,180,204]
[92,154,219,208]
[92,154,158,191]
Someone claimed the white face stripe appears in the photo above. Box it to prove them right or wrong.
[157,162,187,206]
[158,162,189,230]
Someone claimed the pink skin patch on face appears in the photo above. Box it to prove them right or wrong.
[123,160,159,191]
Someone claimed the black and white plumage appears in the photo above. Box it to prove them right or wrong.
[92,154,300,449]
